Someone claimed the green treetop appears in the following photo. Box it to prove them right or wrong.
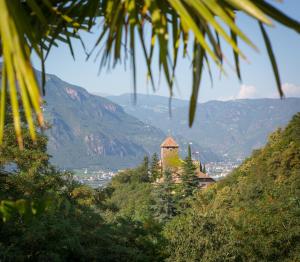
[203,164,206,174]
[188,144,192,159]
[141,155,150,182]
[151,170,177,223]
[181,148,199,198]
[150,153,160,182]
[0,101,49,175]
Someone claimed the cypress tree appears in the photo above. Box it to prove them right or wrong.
[188,144,192,158]
[150,153,160,182]
[139,155,150,182]
[143,155,149,170]
[203,164,206,174]
[181,147,199,197]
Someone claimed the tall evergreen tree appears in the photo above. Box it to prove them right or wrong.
[150,153,160,182]
[139,156,150,182]
[188,144,192,159]
[151,170,176,223]
[181,149,199,198]
[203,164,206,174]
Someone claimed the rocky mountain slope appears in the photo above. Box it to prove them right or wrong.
[42,75,164,169]
[42,74,217,170]
[108,94,300,160]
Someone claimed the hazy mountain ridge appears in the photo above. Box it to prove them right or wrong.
[109,94,300,160]
[3,64,298,169]
[42,74,217,170]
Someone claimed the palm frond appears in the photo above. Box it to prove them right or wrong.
[0,0,300,145]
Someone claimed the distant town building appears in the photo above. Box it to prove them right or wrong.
[195,171,215,189]
[159,136,215,189]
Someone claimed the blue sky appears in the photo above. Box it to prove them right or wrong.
[34,1,300,102]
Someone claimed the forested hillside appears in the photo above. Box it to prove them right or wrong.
[1,110,299,260]
[164,113,300,261]
[0,105,164,261]
[1,1,299,261]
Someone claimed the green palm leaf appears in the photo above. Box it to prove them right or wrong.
[0,0,299,146]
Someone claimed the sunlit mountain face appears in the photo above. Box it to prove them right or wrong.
[34,70,300,171]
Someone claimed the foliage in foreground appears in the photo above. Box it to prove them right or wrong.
[0,111,164,261]
[1,105,299,261]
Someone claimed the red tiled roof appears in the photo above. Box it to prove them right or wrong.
[196,171,215,181]
[160,136,179,148]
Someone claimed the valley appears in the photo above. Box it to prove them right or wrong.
[39,71,300,172]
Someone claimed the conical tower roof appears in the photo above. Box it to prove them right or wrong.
[160,136,179,148]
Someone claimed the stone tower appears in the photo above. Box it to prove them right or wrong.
[160,136,179,171]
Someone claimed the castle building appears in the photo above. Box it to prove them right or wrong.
[160,136,179,171]
[159,136,215,188]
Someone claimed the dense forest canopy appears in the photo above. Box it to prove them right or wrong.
[1,109,299,260]
[0,1,299,260]
[164,113,300,261]
[0,0,300,145]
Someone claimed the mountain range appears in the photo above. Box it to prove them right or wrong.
[41,73,218,170]
[14,71,300,170]
[42,74,164,170]
[108,94,300,161]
